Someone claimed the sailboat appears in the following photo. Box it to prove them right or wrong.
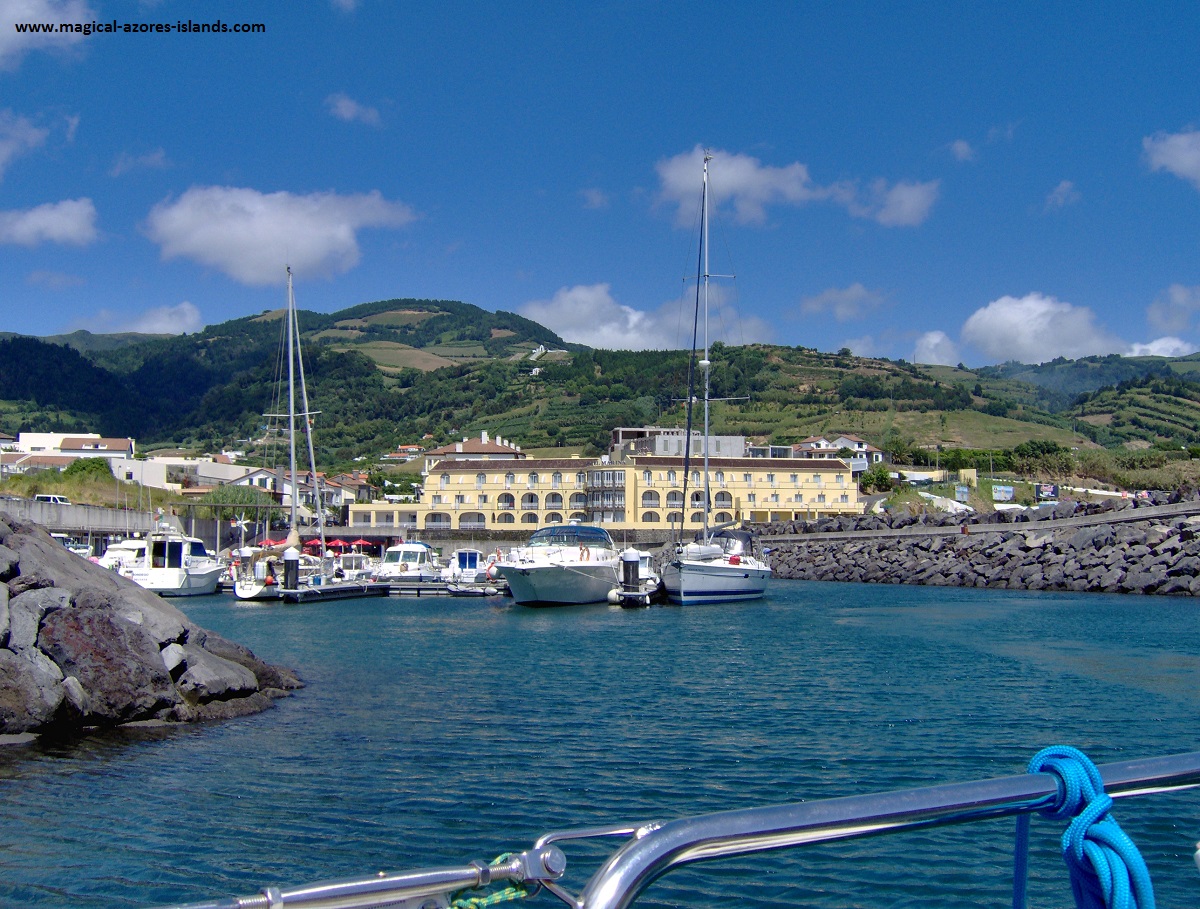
[233,268,391,604]
[660,153,772,606]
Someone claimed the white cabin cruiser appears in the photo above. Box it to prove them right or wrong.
[496,524,620,606]
[376,541,441,581]
[99,527,223,597]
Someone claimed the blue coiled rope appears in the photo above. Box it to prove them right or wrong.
[1013,745,1156,909]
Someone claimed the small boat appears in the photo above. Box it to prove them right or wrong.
[99,526,223,597]
[232,268,391,604]
[496,524,621,606]
[51,532,91,559]
[606,548,663,607]
[376,541,441,582]
[661,153,771,606]
[442,547,507,596]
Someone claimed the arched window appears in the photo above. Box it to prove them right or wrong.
[575,472,586,486]
[689,511,704,523]
[714,491,733,508]
[569,511,587,522]
[521,513,538,524]
[521,492,539,510]
[666,491,683,508]
[714,511,733,524]
[475,472,486,488]
[642,511,660,523]
[689,490,706,508]
[545,492,563,509]
[545,512,563,524]
[691,470,700,484]
[641,490,660,508]
[425,513,451,528]
[498,492,515,509]
[458,512,486,530]
[643,470,652,484]
[714,470,724,484]
[505,472,515,487]
[439,473,450,489]
[528,472,539,486]
[569,492,587,509]
[667,469,677,483]
[666,511,683,526]
[552,472,562,488]
[496,512,515,524]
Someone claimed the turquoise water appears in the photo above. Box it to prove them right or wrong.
[0,582,1197,908]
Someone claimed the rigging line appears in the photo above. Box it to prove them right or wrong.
[678,170,706,547]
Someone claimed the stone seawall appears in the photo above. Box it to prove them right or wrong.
[760,495,1200,595]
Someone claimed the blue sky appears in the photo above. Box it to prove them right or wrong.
[4,1,1200,367]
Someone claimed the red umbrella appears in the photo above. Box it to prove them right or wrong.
[327,539,350,549]
[260,538,280,547]
[302,538,323,549]
[350,538,373,547]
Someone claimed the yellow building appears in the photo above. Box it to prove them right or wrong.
[348,454,862,536]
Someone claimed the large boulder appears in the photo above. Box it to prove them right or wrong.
[0,515,301,739]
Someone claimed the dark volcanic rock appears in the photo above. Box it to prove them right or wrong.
[0,513,302,739]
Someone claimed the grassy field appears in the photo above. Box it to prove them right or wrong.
[333,341,456,373]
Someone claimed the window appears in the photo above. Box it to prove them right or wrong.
[478,494,489,504]
[766,473,775,484]
[689,490,705,508]
[545,492,563,509]
[505,472,515,488]
[569,492,587,509]
[690,470,700,484]
[498,493,515,510]
[496,512,515,524]
[667,469,677,483]
[666,491,683,508]
[817,493,826,503]
[689,511,704,523]
[714,491,732,508]
[545,512,563,524]
[528,472,539,486]
[440,473,449,489]
[521,493,539,510]
[576,472,586,487]
[747,493,756,503]
[790,473,798,484]
[643,470,652,484]
[666,511,683,525]
[714,470,724,484]
[642,511,660,523]
[476,473,486,489]
[715,511,733,523]
[552,472,562,488]
[642,490,660,508]
[835,474,844,485]
[521,513,538,524]
[743,473,752,483]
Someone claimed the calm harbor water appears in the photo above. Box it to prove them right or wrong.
[0,581,1197,908]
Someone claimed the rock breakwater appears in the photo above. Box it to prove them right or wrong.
[0,514,301,740]
[761,495,1200,595]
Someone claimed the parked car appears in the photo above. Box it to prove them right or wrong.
[34,494,71,505]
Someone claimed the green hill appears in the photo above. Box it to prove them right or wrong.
[4,297,1200,472]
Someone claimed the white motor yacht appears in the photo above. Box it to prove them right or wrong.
[496,524,620,606]
[99,527,223,597]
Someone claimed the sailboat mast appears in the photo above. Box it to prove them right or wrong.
[292,284,327,554]
[701,152,712,542]
[286,267,299,536]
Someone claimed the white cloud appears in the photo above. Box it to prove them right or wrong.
[145,186,417,285]
[0,109,48,180]
[0,197,96,245]
[326,93,380,126]
[866,178,940,227]
[580,188,609,209]
[840,335,882,358]
[1144,129,1200,190]
[950,140,975,162]
[128,301,203,334]
[656,145,938,228]
[913,330,960,365]
[961,293,1124,363]
[519,282,770,351]
[1127,337,1197,357]
[1148,283,1200,334]
[800,283,884,322]
[1044,179,1080,210]
[0,0,94,68]
[110,147,168,177]
[27,269,83,289]
[69,301,203,335]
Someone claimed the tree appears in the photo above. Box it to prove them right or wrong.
[63,457,113,479]
[859,463,893,493]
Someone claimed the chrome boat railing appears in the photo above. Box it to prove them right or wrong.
[157,751,1200,909]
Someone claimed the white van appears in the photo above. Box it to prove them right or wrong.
[34,494,71,505]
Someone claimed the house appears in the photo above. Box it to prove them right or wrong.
[348,452,862,534]
[794,435,885,476]
[231,468,346,521]
[419,431,524,474]
[380,444,425,463]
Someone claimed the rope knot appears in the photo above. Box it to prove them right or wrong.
[1013,746,1156,909]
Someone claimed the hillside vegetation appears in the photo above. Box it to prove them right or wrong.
[4,297,1200,478]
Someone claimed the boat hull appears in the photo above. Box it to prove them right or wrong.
[131,565,224,597]
[661,559,771,606]
[498,562,619,606]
